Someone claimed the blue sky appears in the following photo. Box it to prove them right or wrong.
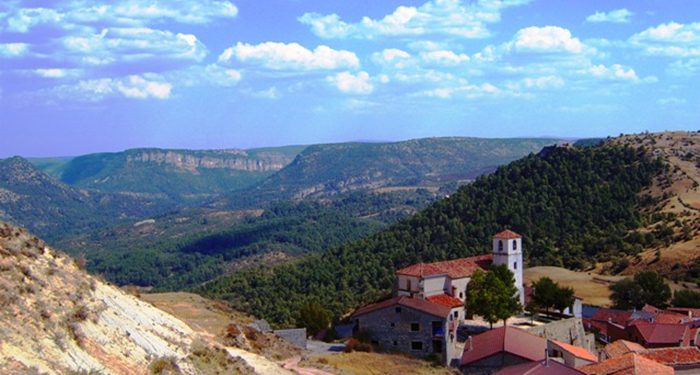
[1,0,699,157]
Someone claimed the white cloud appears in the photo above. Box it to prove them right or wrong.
[61,27,208,66]
[2,1,238,33]
[587,64,639,81]
[668,58,700,76]
[630,22,700,57]
[327,71,374,94]
[520,75,565,89]
[373,49,413,68]
[586,9,632,24]
[511,26,589,54]
[51,74,172,101]
[299,0,531,39]
[420,50,470,66]
[417,82,500,99]
[220,42,359,71]
[34,68,81,79]
[0,43,29,58]
[252,87,279,99]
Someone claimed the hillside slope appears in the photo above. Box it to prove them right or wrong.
[196,143,664,325]
[0,221,266,374]
[215,137,559,207]
[0,157,167,240]
[50,146,305,203]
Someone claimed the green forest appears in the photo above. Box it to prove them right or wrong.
[195,144,666,326]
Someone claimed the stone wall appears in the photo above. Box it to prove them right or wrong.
[526,318,596,353]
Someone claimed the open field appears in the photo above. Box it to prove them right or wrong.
[303,352,459,375]
[525,266,699,307]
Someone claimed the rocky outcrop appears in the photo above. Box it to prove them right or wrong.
[126,150,288,172]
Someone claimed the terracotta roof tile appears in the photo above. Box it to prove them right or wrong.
[427,294,464,308]
[579,353,674,375]
[494,359,586,375]
[641,347,700,367]
[629,321,688,345]
[591,309,632,326]
[461,326,546,366]
[396,254,493,279]
[350,296,452,319]
[550,340,598,363]
[494,229,522,239]
[603,340,646,359]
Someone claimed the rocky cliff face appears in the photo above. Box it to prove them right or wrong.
[126,150,288,172]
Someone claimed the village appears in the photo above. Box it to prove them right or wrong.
[325,230,700,375]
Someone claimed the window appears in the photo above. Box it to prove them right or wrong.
[411,341,423,351]
[514,261,517,270]
[395,307,402,313]
[407,280,412,291]
[411,323,420,332]
[390,322,395,327]
[432,340,443,353]
[513,240,517,250]
[498,240,504,252]
[453,311,458,318]
[459,292,464,299]
[371,340,379,345]
[393,341,398,346]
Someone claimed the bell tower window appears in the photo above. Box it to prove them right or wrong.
[498,240,503,252]
[513,240,517,251]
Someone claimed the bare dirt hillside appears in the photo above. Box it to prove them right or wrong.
[608,131,700,282]
[0,221,289,374]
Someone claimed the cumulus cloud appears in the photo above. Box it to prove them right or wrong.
[520,75,565,89]
[420,50,470,66]
[630,22,700,57]
[327,71,374,94]
[417,82,500,99]
[511,26,589,54]
[50,74,172,101]
[34,69,81,79]
[1,0,238,33]
[586,9,632,24]
[0,43,29,58]
[61,27,208,66]
[587,64,640,81]
[299,0,531,39]
[219,42,359,71]
[372,49,413,69]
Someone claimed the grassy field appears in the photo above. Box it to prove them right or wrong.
[304,352,459,375]
[525,266,623,307]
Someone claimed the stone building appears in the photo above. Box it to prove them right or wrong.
[350,230,527,366]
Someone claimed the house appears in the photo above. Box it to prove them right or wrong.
[460,326,597,374]
[525,318,596,354]
[461,326,547,374]
[350,295,463,364]
[578,353,675,375]
[351,230,526,365]
[493,358,586,375]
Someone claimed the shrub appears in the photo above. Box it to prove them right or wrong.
[149,357,179,374]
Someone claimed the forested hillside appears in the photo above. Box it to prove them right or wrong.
[196,144,665,326]
[0,157,167,240]
[68,189,438,289]
[214,137,559,207]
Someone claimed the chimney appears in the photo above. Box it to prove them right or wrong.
[468,336,473,351]
[544,348,550,367]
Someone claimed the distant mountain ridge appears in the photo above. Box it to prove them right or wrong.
[215,137,561,207]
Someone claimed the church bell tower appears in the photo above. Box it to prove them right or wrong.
[492,230,524,305]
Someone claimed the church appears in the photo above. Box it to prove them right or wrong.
[349,230,525,365]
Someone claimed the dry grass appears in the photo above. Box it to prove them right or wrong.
[305,352,459,375]
[525,266,624,307]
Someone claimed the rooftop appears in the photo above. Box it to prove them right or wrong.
[426,294,464,308]
[350,296,452,319]
[494,229,522,239]
[578,353,674,375]
[550,340,598,363]
[461,326,546,366]
[396,254,492,279]
[494,359,585,375]
[629,320,689,345]
[603,340,646,359]
[641,346,700,368]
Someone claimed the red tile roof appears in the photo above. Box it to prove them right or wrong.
[494,229,522,239]
[641,347,700,368]
[603,340,646,359]
[494,359,586,375]
[350,296,452,319]
[578,353,674,375]
[427,294,464,308]
[583,318,609,336]
[641,304,662,314]
[550,340,598,363]
[629,321,689,345]
[667,307,700,318]
[461,326,546,366]
[654,311,687,324]
[396,254,493,279]
[591,309,633,326]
